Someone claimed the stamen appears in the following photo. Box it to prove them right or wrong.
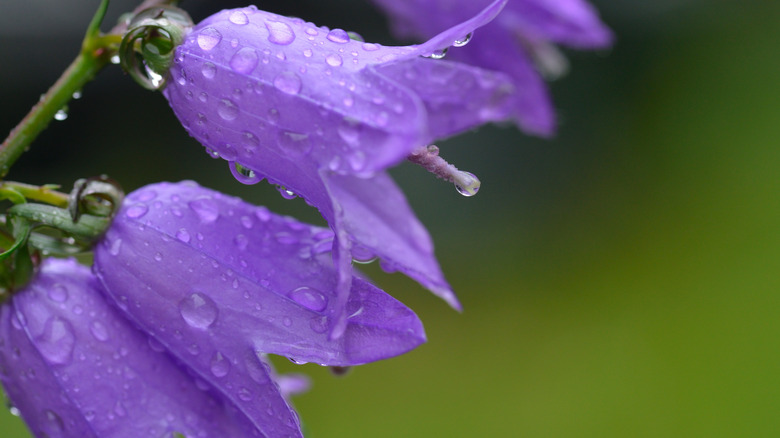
[407,145,481,197]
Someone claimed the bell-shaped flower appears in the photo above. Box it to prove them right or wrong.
[92,181,426,426]
[162,2,514,335]
[371,0,614,136]
[0,258,291,437]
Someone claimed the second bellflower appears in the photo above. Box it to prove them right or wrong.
[162,1,515,334]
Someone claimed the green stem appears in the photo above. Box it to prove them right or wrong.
[0,181,69,207]
[0,0,117,178]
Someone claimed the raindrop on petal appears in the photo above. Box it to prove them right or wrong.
[288,286,328,312]
[179,293,219,329]
[229,48,259,74]
[273,71,302,95]
[197,28,222,51]
[265,20,296,45]
[326,29,350,44]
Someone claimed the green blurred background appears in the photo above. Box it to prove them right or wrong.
[1,0,779,436]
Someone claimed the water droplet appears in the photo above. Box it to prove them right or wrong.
[348,151,365,171]
[326,54,343,67]
[274,232,298,244]
[278,131,311,155]
[72,90,82,99]
[337,118,361,146]
[229,11,249,25]
[110,54,120,64]
[201,62,216,79]
[47,284,68,303]
[241,131,261,153]
[309,316,328,333]
[108,238,122,255]
[230,162,262,185]
[303,48,313,58]
[36,317,75,365]
[210,352,230,377]
[8,405,20,417]
[238,387,253,401]
[453,32,473,47]
[276,186,297,200]
[148,337,166,353]
[125,204,148,218]
[218,99,239,121]
[176,228,191,243]
[89,321,109,341]
[265,20,295,45]
[197,28,222,51]
[43,410,64,432]
[362,42,380,51]
[288,357,308,365]
[424,48,448,59]
[240,216,254,229]
[113,401,126,417]
[326,29,350,44]
[283,317,292,327]
[234,234,249,250]
[154,252,163,261]
[347,31,364,42]
[454,171,481,197]
[273,71,302,95]
[189,198,220,223]
[230,47,259,74]
[288,286,328,312]
[54,109,68,121]
[179,293,219,329]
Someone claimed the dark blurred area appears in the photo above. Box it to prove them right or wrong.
[2,0,779,437]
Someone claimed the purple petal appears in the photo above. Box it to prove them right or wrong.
[93,181,426,368]
[0,258,265,438]
[503,0,614,48]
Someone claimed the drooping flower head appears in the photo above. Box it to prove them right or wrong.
[0,258,285,437]
[371,0,614,135]
[161,1,516,335]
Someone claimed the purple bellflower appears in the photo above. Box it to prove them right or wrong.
[0,258,285,437]
[91,181,427,434]
[371,0,614,136]
[163,1,518,336]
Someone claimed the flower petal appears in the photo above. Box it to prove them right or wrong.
[0,258,267,437]
[93,181,426,367]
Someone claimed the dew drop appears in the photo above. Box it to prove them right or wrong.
[276,186,297,200]
[197,28,222,51]
[337,118,361,146]
[47,284,68,303]
[179,293,219,329]
[36,317,75,365]
[234,234,249,250]
[362,42,380,51]
[238,387,253,401]
[43,410,64,432]
[230,162,262,185]
[282,317,292,327]
[229,11,249,25]
[218,99,239,121]
[72,90,82,99]
[278,131,311,155]
[230,47,259,74]
[453,32,473,47]
[176,228,191,243]
[309,316,328,334]
[326,29,350,44]
[54,109,68,121]
[302,49,313,58]
[125,204,148,218]
[288,286,328,312]
[201,62,216,79]
[424,48,448,59]
[265,20,296,45]
[89,321,109,341]
[108,238,122,256]
[273,71,302,95]
[189,198,220,223]
[210,352,230,377]
[326,54,343,67]
[454,171,481,197]
[288,357,308,365]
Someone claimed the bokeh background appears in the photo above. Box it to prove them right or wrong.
[2,0,779,436]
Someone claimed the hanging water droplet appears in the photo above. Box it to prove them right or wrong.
[230,47,259,74]
[210,352,230,377]
[197,27,222,51]
[453,32,473,47]
[288,286,328,312]
[273,71,302,95]
[179,292,219,329]
[229,11,249,25]
[326,29,350,44]
[454,171,481,197]
[276,186,297,200]
[287,357,308,365]
[72,90,82,99]
[54,108,68,121]
[347,31,364,42]
[230,162,262,185]
[110,54,120,64]
[36,317,75,365]
[265,20,296,45]
[424,48,448,59]
[8,404,20,417]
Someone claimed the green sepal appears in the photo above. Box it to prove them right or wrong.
[0,216,31,261]
[8,204,110,241]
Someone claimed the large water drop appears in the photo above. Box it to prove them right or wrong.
[179,293,219,329]
[197,28,222,51]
